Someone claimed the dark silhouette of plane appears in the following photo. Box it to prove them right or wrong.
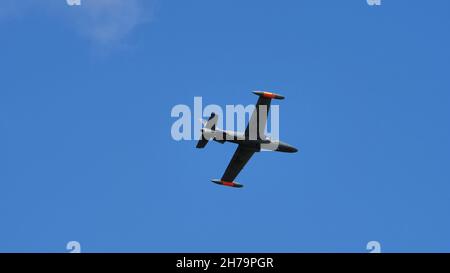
[196,91,298,188]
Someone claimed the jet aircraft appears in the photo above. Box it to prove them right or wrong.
[196,91,298,188]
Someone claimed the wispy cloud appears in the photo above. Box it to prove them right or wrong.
[73,0,153,46]
[1,0,154,46]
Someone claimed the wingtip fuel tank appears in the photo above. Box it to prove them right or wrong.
[211,179,244,188]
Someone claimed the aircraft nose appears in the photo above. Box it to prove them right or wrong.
[279,143,298,153]
[274,142,298,153]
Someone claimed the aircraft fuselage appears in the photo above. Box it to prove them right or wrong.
[202,128,298,153]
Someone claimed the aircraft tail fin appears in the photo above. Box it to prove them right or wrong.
[196,113,217,149]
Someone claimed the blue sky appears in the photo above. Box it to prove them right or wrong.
[1,0,449,252]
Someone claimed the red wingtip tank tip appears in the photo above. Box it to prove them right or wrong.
[252,91,285,100]
[211,179,244,188]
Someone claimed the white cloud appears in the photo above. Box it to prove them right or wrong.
[73,0,153,45]
[1,0,154,46]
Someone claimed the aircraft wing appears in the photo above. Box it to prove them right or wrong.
[221,145,256,182]
[245,91,284,140]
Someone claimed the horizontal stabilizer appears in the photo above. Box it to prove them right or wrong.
[204,112,217,130]
[196,138,208,148]
[196,113,218,149]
